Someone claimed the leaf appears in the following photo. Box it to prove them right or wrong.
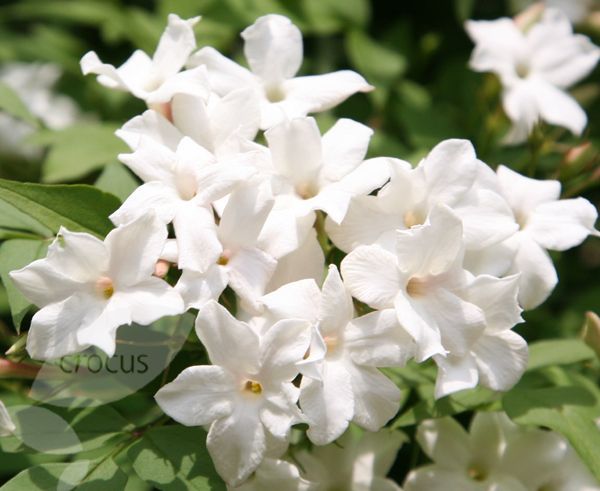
[454,0,475,22]
[503,385,600,481]
[393,386,499,428]
[0,81,38,127]
[27,123,127,183]
[346,30,406,86]
[527,339,595,371]
[0,457,128,490]
[0,239,48,331]
[0,178,120,237]
[302,0,370,33]
[95,164,139,202]
[128,425,225,490]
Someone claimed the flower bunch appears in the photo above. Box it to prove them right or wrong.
[6,9,599,488]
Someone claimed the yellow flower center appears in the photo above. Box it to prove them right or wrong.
[244,380,262,395]
[95,276,114,299]
[403,210,424,228]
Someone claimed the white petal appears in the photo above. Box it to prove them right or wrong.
[300,361,354,445]
[395,204,464,277]
[496,165,561,215]
[433,354,479,399]
[207,404,266,486]
[530,9,600,88]
[260,278,321,323]
[463,239,517,277]
[265,117,322,187]
[501,82,540,144]
[345,309,415,367]
[228,247,278,312]
[115,278,184,325]
[346,363,401,432]
[242,15,302,84]
[334,157,391,199]
[109,182,180,226]
[188,47,256,95]
[175,266,228,309]
[195,301,260,376]
[472,330,528,391]
[533,80,587,136]
[526,197,598,251]
[9,259,83,308]
[144,66,209,104]
[106,212,167,286]
[319,265,353,338]
[209,88,261,149]
[152,14,200,77]
[173,203,221,273]
[259,318,311,382]
[415,417,471,468]
[218,184,273,249]
[305,185,351,224]
[341,245,402,309]
[155,365,235,426]
[118,137,178,184]
[510,235,558,309]
[320,119,373,183]
[464,274,523,332]
[260,388,302,441]
[283,70,373,114]
[117,109,182,151]
[325,195,401,253]
[421,139,478,206]
[265,228,324,293]
[26,294,98,360]
[81,50,152,95]
[393,294,445,361]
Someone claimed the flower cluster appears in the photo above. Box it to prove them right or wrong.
[8,10,599,487]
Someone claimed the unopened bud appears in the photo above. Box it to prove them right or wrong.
[154,259,170,278]
[0,359,40,379]
[582,311,600,358]
[515,2,545,32]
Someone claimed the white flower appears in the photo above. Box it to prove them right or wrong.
[326,139,516,255]
[260,266,412,444]
[189,14,373,129]
[294,425,405,491]
[175,183,278,312]
[155,300,311,486]
[496,165,599,309]
[0,400,16,437]
[341,205,487,362]
[341,204,526,397]
[117,88,261,159]
[111,137,255,273]
[229,458,317,491]
[433,274,527,398]
[466,8,600,143]
[405,412,600,491]
[9,213,184,359]
[405,413,525,491]
[81,14,208,106]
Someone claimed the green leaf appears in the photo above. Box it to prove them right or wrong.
[527,339,595,371]
[0,81,38,127]
[128,425,225,490]
[95,163,139,202]
[28,123,127,183]
[0,239,48,331]
[503,385,600,481]
[0,178,120,237]
[393,386,499,428]
[0,457,128,490]
[346,30,406,86]
[302,0,370,33]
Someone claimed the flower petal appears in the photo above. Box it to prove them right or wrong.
[533,80,587,136]
[188,47,256,95]
[415,417,471,468]
[300,360,354,445]
[241,14,303,84]
[175,266,228,309]
[115,277,184,325]
[526,197,598,251]
[155,365,235,426]
[207,404,266,486]
[195,300,260,376]
[341,245,402,310]
[433,353,479,399]
[152,14,200,77]
[228,247,278,312]
[319,265,353,338]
